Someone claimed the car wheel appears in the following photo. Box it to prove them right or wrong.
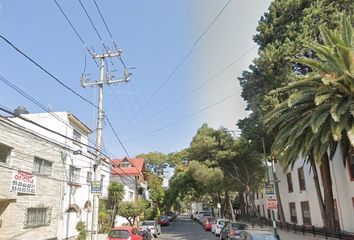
[154,234,157,238]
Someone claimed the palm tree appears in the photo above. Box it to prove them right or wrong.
[107,182,125,227]
[265,15,354,231]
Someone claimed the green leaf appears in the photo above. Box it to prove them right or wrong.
[340,15,353,48]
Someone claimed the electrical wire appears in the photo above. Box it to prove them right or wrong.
[136,0,234,114]
[0,106,137,185]
[120,45,257,132]
[124,91,240,143]
[0,36,138,180]
[54,0,99,67]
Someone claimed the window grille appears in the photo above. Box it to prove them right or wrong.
[25,207,51,228]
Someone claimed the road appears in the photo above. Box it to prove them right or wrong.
[157,214,333,240]
[158,214,218,240]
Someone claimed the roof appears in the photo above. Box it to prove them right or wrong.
[112,157,145,176]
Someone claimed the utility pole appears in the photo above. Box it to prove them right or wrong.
[81,50,129,240]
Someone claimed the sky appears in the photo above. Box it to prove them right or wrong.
[0,0,272,158]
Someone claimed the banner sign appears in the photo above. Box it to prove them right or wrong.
[10,171,36,194]
[267,198,277,209]
[91,181,102,194]
[265,183,275,198]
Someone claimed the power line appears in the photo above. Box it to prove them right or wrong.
[0,35,137,177]
[54,0,99,67]
[137,0,234,114]
[0,34,98,109]
[124,91,240,143]
[0,105,137,185]
[118,45,257,134]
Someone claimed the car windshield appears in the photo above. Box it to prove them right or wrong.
[141,221,154,226]
[253,235,277,240]
[109,230,130,238]
[231,223,247,229]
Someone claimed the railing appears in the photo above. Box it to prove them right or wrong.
[237,215,354,240]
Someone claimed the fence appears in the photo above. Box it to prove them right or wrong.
[238,215,354,240]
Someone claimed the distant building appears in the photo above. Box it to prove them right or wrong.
[111,157,149,226]
[254,149,354,232]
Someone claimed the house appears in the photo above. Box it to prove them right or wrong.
[111,157,149,226]
[254,149,354,232]
[9,110,111,239]
[0,114,63,239]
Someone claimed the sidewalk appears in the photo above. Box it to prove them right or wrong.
[243,222,336,240]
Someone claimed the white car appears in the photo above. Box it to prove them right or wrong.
[211,218,229,236]
[140,220,161,238]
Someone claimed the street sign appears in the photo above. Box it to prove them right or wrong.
[267,198,277,209]
[91,181,102,194]
[265,183,275,198]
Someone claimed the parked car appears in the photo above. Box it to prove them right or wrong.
[166,211,177,221]
[240,229,279,240]
[219,222,248,240]
[107,226,143,240]
[211,218,229,236]
[193,211,206,221]
[202,216,217,231]
[140,220,161,238]
[157,215,170,226]
[197,212,212,224]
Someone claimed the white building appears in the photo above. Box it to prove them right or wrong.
[0,114,64,240]
[10,110,111,239]
[255,149,354,232]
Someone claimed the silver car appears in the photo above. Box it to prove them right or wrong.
[140,220,161,238]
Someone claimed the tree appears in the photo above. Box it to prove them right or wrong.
[118,200,147,226]
[107,182,125,227]
[147,172,164,216]
[265,15,354,231]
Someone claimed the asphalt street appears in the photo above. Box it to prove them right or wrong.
[158,214,219,240]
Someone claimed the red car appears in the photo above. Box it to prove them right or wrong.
[107,226,143,240]
[157,215,170,226]
[202,216,217,231]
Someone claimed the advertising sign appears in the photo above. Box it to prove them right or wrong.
[91,181,102,194]
[267,198,277,209]
[10,171,36,194]
[265,183,275,198]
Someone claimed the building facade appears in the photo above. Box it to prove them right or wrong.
[0,115,63,240]
[254,149,354,232]
[111,157,149,226]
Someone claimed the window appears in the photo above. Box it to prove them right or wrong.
[25,207,51,228]
[289,202,297,223]
[262,205,265,217]
[0,143,11,163]
[287,172,293,193]
[86,171,92,183]
[73,129,81,144]
[298,167,306,191]
[33,157,52,175]
[301,201,311,225]
[129,191,134,201]
[257,205,260,215]
[69,166,80,184]
[120,160,131,168]
[267,209,271,219]
[348,150,354,181]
